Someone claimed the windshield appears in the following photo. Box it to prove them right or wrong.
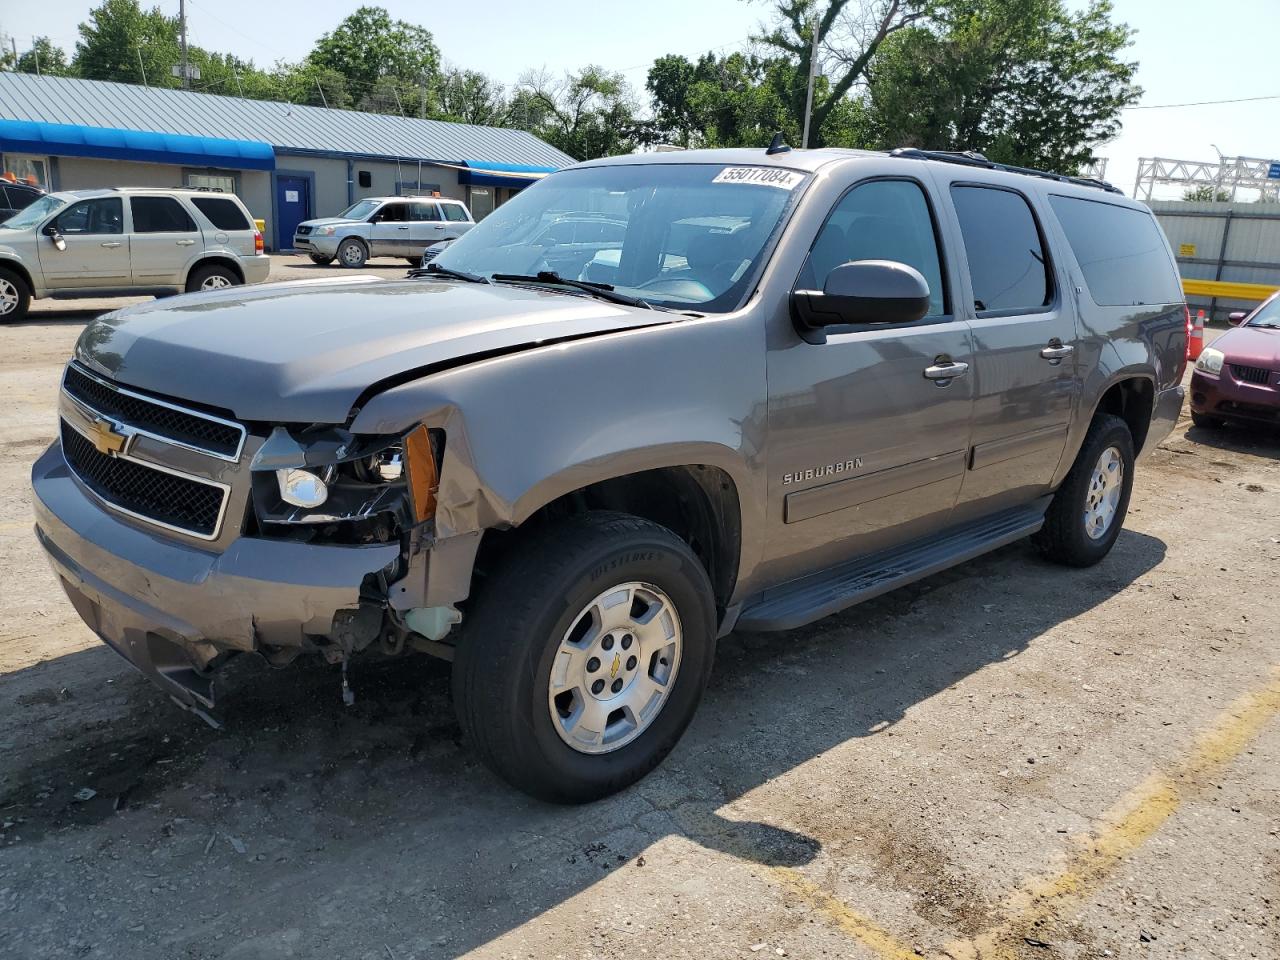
[1246,297,1280,328]
[1,194,64,230]
[433,163,808,312]
[338,200,380,221]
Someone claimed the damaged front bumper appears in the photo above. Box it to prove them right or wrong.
[31,443,399,715]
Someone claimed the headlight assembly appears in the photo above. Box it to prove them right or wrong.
[249,426,442,544]
[314,225,338,236]
[1195,347,1225,375]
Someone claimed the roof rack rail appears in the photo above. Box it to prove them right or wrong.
[889,147,1124,195]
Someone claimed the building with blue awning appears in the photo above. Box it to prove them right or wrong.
[0,73,573,250]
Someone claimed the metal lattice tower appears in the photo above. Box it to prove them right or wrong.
[1134,155,1280,202]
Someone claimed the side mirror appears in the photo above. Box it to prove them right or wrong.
[792,260,931,340]
[1228,311,1248,326]
[43,223,66,251]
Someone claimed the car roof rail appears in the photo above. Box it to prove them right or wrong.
[889,147,1124,195]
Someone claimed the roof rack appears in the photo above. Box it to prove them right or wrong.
[889,148,1124,195]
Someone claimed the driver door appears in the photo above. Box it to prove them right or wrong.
[368,201,411,257]
[37,197,130,289]
[759,177,976,586]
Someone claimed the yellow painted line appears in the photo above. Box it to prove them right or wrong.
[1182,278,1278,301]
[769,866,922,960]
[766,670,1280,960]
[950,667,1280,959]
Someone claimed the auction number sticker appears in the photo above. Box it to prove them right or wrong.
[712,167,804,189]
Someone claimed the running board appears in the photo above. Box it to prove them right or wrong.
[737,503,1048,632]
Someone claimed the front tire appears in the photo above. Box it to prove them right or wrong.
[1034,413,1134,567]
[185,263,240,293]
[1191,411,1223,429]
[308,253,334,266]
[0,267,31,322]
[337,238,368,268]
[452,512,716,803]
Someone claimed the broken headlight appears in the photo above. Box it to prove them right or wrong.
[249,425,440,544]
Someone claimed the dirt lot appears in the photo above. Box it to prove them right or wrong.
[1,270,1277,960]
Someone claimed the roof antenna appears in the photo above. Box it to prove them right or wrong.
[766,132,791,155]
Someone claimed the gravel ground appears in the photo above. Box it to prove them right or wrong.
[1,268,1277,960]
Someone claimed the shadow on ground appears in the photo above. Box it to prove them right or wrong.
[0,530,1166,958]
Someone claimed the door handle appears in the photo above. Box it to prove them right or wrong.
[433,224,446,229]
[923,360,969,382]
[1040,342,1074,362]
[176,239,196,246]
[397,226,409,230]
[100,241,122,248]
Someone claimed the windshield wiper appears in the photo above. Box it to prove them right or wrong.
[1249,321,1280,329]
[491,271,652,310]
[409,262,490,283]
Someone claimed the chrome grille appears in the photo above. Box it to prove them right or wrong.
[296,225,312,236]
[63,363,244,460]
[1231,364,1271,386]
[60,421,227,539]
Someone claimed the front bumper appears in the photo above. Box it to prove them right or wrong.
[31,443,398,711]
[1190,368,1280,424]
[294,235,340,257]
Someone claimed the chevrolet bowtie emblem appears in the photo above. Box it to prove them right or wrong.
[87,417,131,457]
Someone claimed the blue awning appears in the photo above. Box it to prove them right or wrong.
[456,160,558,189]
[0,119,275,171]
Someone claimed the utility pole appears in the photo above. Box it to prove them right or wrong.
[801,2,821,149]
[136,46,148,86]
[420,72,427,119]
[32,38,40,75]
[179,0,190,89]
[9,37,17,68]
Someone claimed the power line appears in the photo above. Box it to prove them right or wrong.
[1124,92,1280,110]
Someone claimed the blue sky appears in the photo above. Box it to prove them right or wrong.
[3,0,1277,197]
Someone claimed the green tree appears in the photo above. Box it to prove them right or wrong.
[436,68,507,126]
[72,0,181,87]
[513,67,640,159]
[757,0,927,146]
[1182,185,1232,202]
[307,6,440,100]
[646,51,800,149]
[865,0,1140,171]
[17,37,71,75]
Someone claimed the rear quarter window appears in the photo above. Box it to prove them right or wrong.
[442,203,470,222]
[1048,195,1182,306]
[190,197,252,231]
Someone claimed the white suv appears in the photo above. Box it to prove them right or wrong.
[0,187,270,322]
[293,196,475,268]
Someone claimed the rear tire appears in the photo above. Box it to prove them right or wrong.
[1034,413,1134,568]
[1191,411,1223,429]
[337,238,368,268]
[405,256,423,268]
[185,263,240,293]
[0,267,30,322]
[308,253,334,266]
[452,512,716,803]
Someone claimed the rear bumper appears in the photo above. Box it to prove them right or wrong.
[31,443,398,710]
[1190,369,1280,424]
[1143,383,1186,456]
[241,254,271,285]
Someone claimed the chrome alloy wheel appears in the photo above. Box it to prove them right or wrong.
[0,277,18,315]
[340,243,365,266]
[200,274,233,290]
[547,581,683,755]
[1084,445,1124,540]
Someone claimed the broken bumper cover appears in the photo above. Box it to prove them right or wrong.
[1143,384,1186,457]
[30,444,399,712]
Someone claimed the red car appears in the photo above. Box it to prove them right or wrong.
[1190,292,1280,428]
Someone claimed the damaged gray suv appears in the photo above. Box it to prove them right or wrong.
[31,147,1187,802]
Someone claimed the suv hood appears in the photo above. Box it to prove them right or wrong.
[76,277,675,423]
[298,216,362,230]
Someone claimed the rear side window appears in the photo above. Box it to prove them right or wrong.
[1048,195,1181,306]
[442,203,469,222]
[131,196,196,233]
[951,185,1051,313]
[191,196,251,231]
[409,202,442,222]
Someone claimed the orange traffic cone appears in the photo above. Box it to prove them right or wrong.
[1188,309,1206,361]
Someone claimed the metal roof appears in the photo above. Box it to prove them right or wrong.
[0,73,575,169]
